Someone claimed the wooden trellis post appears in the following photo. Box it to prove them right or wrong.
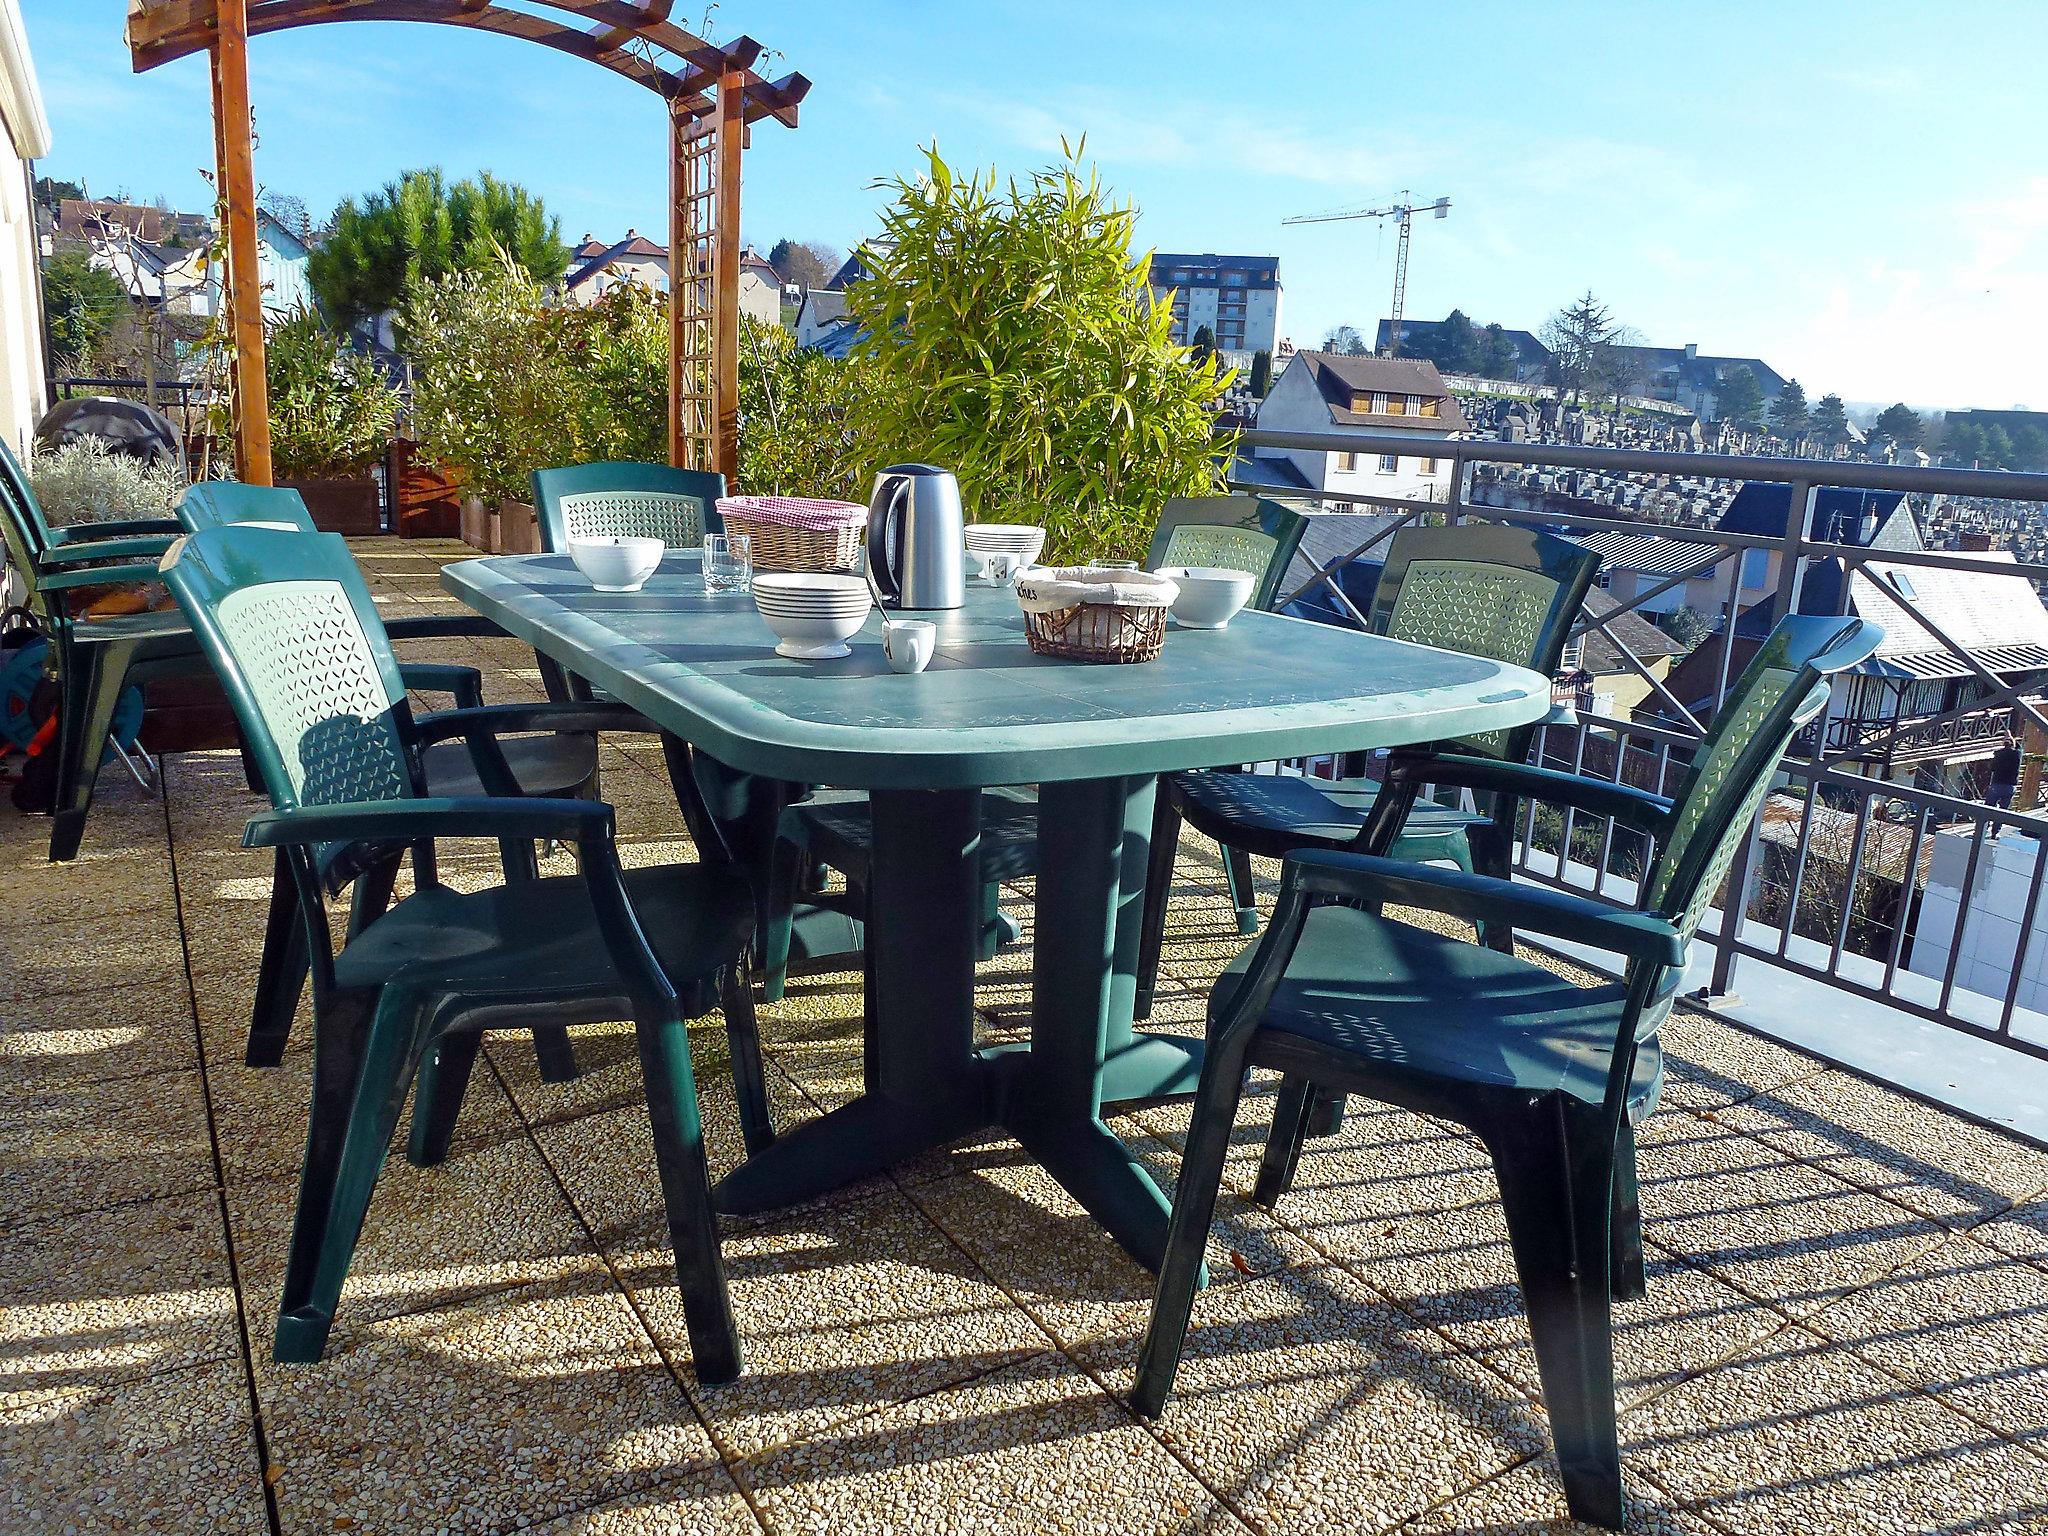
[209,0,270,484]
[126,2,808,494]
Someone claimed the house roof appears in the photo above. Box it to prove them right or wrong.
[1573,530,1722,578]
[797,288,848,329]
[58,197,166,243]
[1290,352,1470,432]
[1579,589,1686,674]
[1849,554,2048,674]
[1718,483,1920,550]
[1610,344,1787,397]
[564,233,669,291]
[1374,317,1549,369]
[738,245,778,277]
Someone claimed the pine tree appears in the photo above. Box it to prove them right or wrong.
[1769,378,1809,438]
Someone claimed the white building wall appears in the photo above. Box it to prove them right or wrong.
[0,0,47,457]
[1908,829,2048,1012]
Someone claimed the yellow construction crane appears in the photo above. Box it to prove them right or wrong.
[1284,192,1450,356]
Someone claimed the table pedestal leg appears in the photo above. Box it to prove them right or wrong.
[714,788,988,1215]
[1000,775,1191,1271]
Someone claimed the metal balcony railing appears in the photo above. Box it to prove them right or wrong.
[1226,423,2048,1056]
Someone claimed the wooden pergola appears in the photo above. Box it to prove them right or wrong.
[123,1,809,484]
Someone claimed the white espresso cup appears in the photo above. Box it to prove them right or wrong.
[886,619,937,674]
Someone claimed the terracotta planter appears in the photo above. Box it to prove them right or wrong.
[282,476,383,536]
[496,499,540,555]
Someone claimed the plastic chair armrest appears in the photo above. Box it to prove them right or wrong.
[1284,848,1688,968]
[409,699,652,745]
[244,796,613,850]
[37,561,168,591]
[1387,751,1673,834]
[398,662,485,710]
[382,613,507,643]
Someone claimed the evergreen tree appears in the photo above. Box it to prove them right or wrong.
[1769,377,1809,438]
[1248,348,1272,397]
[767,238,838,291]
[1811,392,1849,446]
[1471,323,1519,380]
[1872,401,1923,448]
[1435,309,1477,372]
[1714,365,1766,426]
[42,252,129,367]
[308,169,569,328]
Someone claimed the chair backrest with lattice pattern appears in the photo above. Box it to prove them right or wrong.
[1370,524,1601,758]
[1146,496,1310,612]
[1640,615,1879,948]
[178,481,316,535]
[160,525,416,812]
[531,463,727,552]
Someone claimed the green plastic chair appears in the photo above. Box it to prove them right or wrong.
[1136,523,1601,1019]
[0,439,208,861]
[1132,614,1883,1528]
[755,496,1309,1003]
[176,481,602,1082]
[159,523,767,1373]
[531,461,726,555]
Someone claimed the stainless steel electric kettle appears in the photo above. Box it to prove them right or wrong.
[866,464,966,611]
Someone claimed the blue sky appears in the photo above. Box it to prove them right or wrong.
[24,2,2048,411]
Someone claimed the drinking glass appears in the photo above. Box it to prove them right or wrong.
[703,532,752,593]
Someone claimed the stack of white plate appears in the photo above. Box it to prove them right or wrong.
[752,572,873,658]
[964,523,1047,568]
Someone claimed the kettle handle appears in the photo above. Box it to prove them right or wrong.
[869,474,908,603]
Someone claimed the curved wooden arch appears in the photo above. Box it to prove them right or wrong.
[123,0,808,483]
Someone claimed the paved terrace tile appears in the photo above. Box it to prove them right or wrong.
[4,537,2048,1533]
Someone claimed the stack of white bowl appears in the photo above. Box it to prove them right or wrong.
[964,523,1047,572]
[752,573,873,658]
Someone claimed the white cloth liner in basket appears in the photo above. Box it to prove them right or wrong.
[1015,566,1180,614]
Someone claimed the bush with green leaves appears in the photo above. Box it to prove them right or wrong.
[265,306,400,480]
[400,253,579,503]
[845,145,1232,563]
[738,317,881,501]
[42,252,130,370]
[29,436,184,528]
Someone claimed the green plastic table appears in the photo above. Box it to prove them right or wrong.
[446,551,1551,1269]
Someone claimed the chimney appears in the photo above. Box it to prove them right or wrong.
[626,227,637,238]
[1960,531,1995,552]
[1683,342,1698,361]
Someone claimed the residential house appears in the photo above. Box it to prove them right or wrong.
[1148,253,1282,358]
[824,241,892,291]
[90,206,308,319]
[563,230,669,305]
[1555,590,1686,719]
[0,0,47,450]
[793,287,852,351]
[1239,352,1466,505]
[1607,341,1787,419]
[1660,497,2048,794]
[565,233,780,323]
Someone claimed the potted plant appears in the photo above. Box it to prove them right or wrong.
[265,305,400,535]
[26,437,184,614]
[400,254,573,553]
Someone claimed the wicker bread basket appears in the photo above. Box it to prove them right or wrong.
[715,496,866,572]
[1016,566,1179,663]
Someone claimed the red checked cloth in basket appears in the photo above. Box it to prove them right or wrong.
[715,496,866,531]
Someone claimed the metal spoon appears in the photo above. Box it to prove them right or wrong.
[861,557,897,661]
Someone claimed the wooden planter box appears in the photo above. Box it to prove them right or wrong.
[497,499,540,555]
[282,476,383,537]
[459,495,495,552]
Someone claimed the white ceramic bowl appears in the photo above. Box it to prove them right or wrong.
[752,573,872,657]
[1158,565,1256,629]
[569,535,664,592]
[964,523,1047,565]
